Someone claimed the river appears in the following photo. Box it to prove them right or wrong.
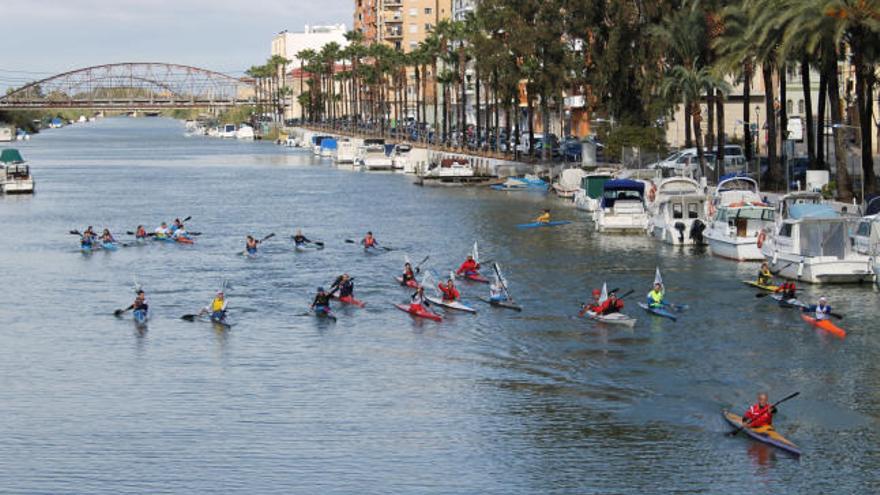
[0,117,877,494]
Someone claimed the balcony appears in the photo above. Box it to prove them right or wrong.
[385,27,403,39]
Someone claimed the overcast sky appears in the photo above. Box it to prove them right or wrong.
[0,0,350,90]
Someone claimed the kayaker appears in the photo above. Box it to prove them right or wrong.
[598,292,624,315]
[438,279,460,302]
[775,281,797,300]
[292,229,312,246]
[172,224,190,241]
[361,231,378,249]
[81,226,97,248]
[101,228,116,244]
[401,262,418,285]
[154,222,170,239]
[742,392,775,428]
[124,290,149,314]
[803,296,832,321]
[201,291,227,322]
[757,262,773,286]
[170,218,183,234]
[579,289,603,316]
[135,225,147,239]
[647,282,665,309]
[456,255,481,277]
[311,287,333,316]
[489,278,507,302]
[245,235,259,255]
[410,286,429,312]
[329,274,355,299]
[535,208,551,224]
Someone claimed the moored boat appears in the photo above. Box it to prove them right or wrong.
[358,139,394,170]
[648,176,708,245]
[551,168,589,198]
[573,170,614,212]
[0,148,35,194]
[594,179,650,234]
[704,178,773,261]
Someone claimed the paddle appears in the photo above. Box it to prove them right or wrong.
[180,314,198,321]
[415,255,430,273]
[492,263,515,304]
[292,235,325,248]
[727,392,800,437]
[113,308,129,317]
[69,230,82,236]
[578,287,621,317]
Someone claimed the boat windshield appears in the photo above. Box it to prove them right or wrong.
[800,221,849,257]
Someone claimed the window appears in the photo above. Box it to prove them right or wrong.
[425,23,434,32]
[779,223,792,237]
[798,99,805,114]
[409,24,418,34]
[409,41,418,50]
[425,7,433,15]
[409,7,417,16]
[687,203,699,219]
[787,99,793,115]
[673,203,683,219]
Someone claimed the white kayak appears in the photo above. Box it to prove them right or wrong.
[425,295,477,313]
[769,293,810,309]
[295,243,322,252]
[583,311,637,327]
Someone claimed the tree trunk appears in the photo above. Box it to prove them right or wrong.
[706,89,716,152]
[855,48,876,196]
[762,62,780,187]
[527,91,535,157]
[801,56,816,169]
[433,61,439,145]
[826,45,852,201]
[744,64,752,162]
[684,102,693,148]
[693,103,707,178]
[541,97,550,162]
[817,68,827,170]
[716,89,725,180]
[475,68,481,151]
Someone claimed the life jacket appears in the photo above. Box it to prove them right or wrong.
[744,403,773,428]
[136,228,146,238]
[211,298,225,312]
[458,259,479,274]
[600,298,623,315]
[363,237,375,247]
[536,212,551,223]
[648,289,664,306]
[815,304,831,320]
[313,293,331,307]
[403,269,415,281]
[439,284,459,301]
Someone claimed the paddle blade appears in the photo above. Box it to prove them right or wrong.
[113,309,124,317]
[314,241,325,247]
[654,267,663,287]
[262,233,275,242]
[345,239,356,244]
[180,314,197,321]
[69,230,81,236]
[182,216,192,222]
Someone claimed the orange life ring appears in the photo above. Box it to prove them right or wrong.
[647,185,657,202]
[757,231,766,248]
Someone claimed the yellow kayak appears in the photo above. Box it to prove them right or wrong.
[742,280,777,292]
[722,410,801,457]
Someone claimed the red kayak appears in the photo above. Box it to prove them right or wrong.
[175,237,195,245]
[394,276,419,289]
[334,295,366,308]
[458,272,490,284]
[394,303,442,322]
[800,314,846,338]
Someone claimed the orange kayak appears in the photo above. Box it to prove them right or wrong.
[800,314,846,338]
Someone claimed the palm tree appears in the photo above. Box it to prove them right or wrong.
[296,49,317,122]
[661,63,731,178]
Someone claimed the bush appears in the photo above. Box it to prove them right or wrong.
[596,125,667,162]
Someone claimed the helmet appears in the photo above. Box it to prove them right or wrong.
[317,287,325,292]
[592,289,601,296]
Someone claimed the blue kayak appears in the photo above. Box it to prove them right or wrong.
[102,242,119,251]
[133,309,148,324]
[638,302,677,321]
[516,220,572,229]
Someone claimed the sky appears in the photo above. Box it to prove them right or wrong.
[0,0,351,91]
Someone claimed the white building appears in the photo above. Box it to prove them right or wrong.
[271,24,349,69]
[271,24,349,120]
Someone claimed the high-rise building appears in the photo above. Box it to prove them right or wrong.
[355,0,452,53]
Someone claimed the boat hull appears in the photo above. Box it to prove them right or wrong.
[704,233,763,261]
[763,250,874,284]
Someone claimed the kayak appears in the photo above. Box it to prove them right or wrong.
[722,410,801,457]
[456,272,490,284]
[175,236,195,245]
[333,294,366,308]
[394,276,420,289]
[394,303,442,322]
[638,302,678,321]
[364,245,383,254]
[425,295,477,313]
[81,243,94,253]
[478,297,523,312]
[102,242,119,251]
[314,309,337,321]
[743,280,777,292]
[516,220,572,229]
[801,313,846,338]
[133,309,149,325]
[295,243,322,252]
[769,293,810,310]
[583,310,637,327]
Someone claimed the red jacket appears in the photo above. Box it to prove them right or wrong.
[743,403,773,428]
[597,298,624,315]
[456,259,480,275]
[438,283,460,301]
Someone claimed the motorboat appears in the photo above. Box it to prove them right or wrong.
[0,148,35,194]
[761,202,872,284]
[433,157,474,177]
[311,135,332,155]
[235,124,255,140]
[358,139,394,170]
[703,177,774,261]
[490,174,547,191]
[320,137,337,157]
[573,170,614,212]
[594,179,650,234]
[552,168,589,198]
[391,143,412,171]
[648,177,708,245]
[219,123,237,138]
[391,143,427,174]
[334,139,358,164]
[0,126,13,142]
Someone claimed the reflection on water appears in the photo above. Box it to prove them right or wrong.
[0,117,876,494]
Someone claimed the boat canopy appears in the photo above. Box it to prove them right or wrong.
[717,176,758,193]
[0,148,24,164]
[798,220,850,258]
[581,174,612,199]
[789,203,837,220]
[321,138,338,150]
[601,179,645,208]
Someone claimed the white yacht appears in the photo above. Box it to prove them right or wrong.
[648,177,708,245]
[703,177,774,261]
[573,170,614,212]
[320,137,337,157]
[552,168,589,198]
[761,199,872,284]
[0,148,35,194]
[235,124,255,140]
[219,124,237,138]
[334,139,358,164]
[594,179,650,234]
[358,139,394,170]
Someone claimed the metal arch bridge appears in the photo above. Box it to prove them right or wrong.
[0,62,255,109]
